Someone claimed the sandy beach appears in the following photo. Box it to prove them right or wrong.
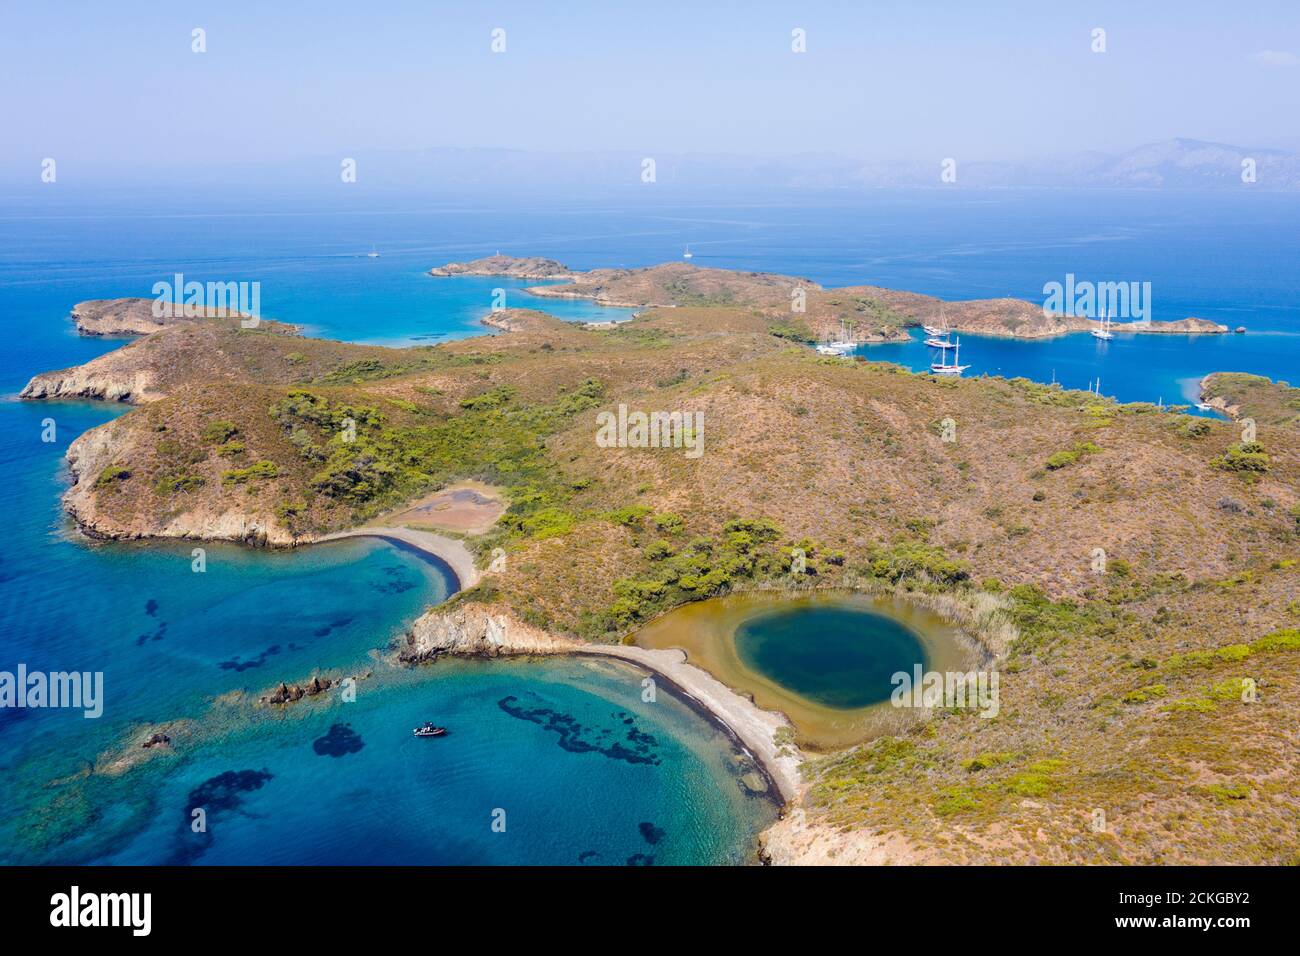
[574,644,803,803]
[317,525,480,591]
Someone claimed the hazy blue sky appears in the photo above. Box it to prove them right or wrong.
[4,0,1299,178]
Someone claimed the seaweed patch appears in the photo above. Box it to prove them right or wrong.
[497,695,661,765]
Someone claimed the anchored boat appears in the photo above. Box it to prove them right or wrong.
[930,336,970,376]
[413,722,447,738]
[817,317,855,355]
[923,304,950,338]
[1091,309,1114,340]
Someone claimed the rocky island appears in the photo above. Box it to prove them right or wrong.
[20,261,1300,865]
[435,255,1232,343]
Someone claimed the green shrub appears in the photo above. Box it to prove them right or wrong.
[222,460,279,486]
[155,474,205,494]
[201,420,239,444]
[644,540,675,561]
[869,541,968,585]
[459,385,517,411]
[1205,783,1250,802]
[1122,683,1167,704]
[651,512,685,535]
[95,465,131,489]
[604,504,652,528]
[1212,442,1270,473]
[1045,441,1101,471]
[962,752,1018,772]
[768,320,814,344]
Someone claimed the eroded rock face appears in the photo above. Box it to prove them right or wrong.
[20,365,155,403]
[401,603,580,661]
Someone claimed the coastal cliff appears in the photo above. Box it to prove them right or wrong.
[64,421,296,545]
[401,601,583,660]
[21,362,158,403]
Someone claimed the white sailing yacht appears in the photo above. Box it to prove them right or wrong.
[816,317,856,355]
[923,304,948,338]
[930,336,970,376]
[366,244,380,259]
[682,245,693,259]
[1091,308,1114,340]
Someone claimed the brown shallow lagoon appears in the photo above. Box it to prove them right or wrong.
[632,590,979,751]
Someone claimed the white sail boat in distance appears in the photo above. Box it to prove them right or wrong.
[366,244,380,259]
[923,303,948,338]
[816,318,856,355]
[930,336,970,376]
[1091,308,1114,340]
[682,245,693,259]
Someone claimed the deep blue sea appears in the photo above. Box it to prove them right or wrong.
[1,185,1297,864]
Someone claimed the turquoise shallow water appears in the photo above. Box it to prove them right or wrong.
[1,186,1298,864]
[86,658,772,866]
[735,607,929,710]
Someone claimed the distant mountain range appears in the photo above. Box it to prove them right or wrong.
[326,138,1300,193]
[11,138,1298,193]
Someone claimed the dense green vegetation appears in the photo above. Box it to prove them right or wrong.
[267,378,604,534]
[1211,442,1270,473]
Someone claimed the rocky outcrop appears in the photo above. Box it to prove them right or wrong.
[429,255,572,280]
[261,675,334,705]
[141,732,171,749]
[70,298,179,336]
[479,308,557,333]
[1118,316,1229,334]
[400,603,581,661]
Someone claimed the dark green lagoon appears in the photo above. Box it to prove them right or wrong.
[734,606,930,710]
